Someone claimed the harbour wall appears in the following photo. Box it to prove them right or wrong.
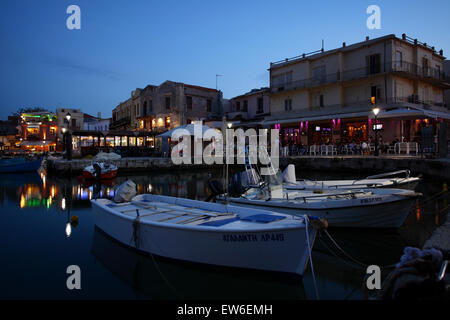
[46,156,450,180]
[280,156,450,180]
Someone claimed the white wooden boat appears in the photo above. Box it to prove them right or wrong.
[221,187,421,228]
[90,194,318,276]
[283,165,421,191]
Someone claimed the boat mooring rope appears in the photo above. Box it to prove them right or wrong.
[322,229,397,270]
[304,216,320,300]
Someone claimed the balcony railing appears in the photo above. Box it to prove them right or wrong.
[271,60,449,93]
[110,117,131,129]
[306,96,447,113]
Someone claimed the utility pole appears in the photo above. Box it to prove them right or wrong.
[216,74,223,90]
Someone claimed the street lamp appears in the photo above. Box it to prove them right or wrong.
[65,112,72,160]
[227,122,233,129]
[372,107,380,156]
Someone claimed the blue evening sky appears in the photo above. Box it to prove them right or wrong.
[0,0,449,119]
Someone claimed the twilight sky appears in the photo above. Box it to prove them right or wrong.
[0,0,449,119]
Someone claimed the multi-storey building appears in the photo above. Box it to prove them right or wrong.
[111,81,222,132]
[56,108,84,141]
[83,113,110,132]
[266,34,450,146]
[227,88,270,127]
[0,116,19,150]
[19,111,58,152]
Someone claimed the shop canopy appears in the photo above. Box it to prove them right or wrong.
[19,140,55,146]
[264,106,450,125]
[263,111,369,126]
[157,124,219,138]
[373,108,450,120]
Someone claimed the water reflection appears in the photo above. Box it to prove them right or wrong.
[0,170,448,299]
[91,227,306,300]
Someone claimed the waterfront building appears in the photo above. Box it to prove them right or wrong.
[444,60,450,109]
[227,87,270,128]
[0,116,19,150]
[111,81,222,133]
[83,113,111,132]
[266,34,450,148]
[56,108,83,142]
[19,111,58,152]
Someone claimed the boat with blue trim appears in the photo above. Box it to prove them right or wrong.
[91,193,322,277]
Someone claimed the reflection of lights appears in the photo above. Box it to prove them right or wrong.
[416,206,422,221]
[65,223,72,237]
[51,186,56,198]
[61,198,66,210]
[20,195,26,208]
[147,184,153,193]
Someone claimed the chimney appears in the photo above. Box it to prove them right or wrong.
[97,112,101,119]
[342,42,346,47]
[440,49,444,56]
[402,33,406,40]
[366,36,369,41]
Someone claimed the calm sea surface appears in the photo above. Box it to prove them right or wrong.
[0,168,448,300]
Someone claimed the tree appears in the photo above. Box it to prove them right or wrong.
[12,107,48,116]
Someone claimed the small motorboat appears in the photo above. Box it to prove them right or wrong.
[91,193,321,277]
[211,169,421,228]
[0,157,43,174]
[283,165,421,191]
[83,162,118,180]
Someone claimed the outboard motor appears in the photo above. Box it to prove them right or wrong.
[205,179,224,202]
[228,172,245,197]
[93,162,102,180]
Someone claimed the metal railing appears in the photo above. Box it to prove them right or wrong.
[271,60,448,93]
[110,117,131,129]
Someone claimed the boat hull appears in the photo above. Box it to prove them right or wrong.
[285,178,421,191]
[83,169,117,180]
[225,196,417,228]
[91,200,316,276]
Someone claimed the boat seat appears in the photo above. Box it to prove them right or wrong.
[200,217,241,227]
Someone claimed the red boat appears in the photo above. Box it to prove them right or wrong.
[83,162,118,180]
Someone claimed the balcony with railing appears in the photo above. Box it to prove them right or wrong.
[271,61,450,93]
[110,116,131,129]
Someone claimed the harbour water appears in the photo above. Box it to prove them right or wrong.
[0,169,448,300]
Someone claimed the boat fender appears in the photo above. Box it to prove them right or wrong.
[113,180,137,203]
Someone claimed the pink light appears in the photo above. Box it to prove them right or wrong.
[306,121,308,130]
[332,119,336,128]
[300,121,303,130]
[337,118,341,127]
